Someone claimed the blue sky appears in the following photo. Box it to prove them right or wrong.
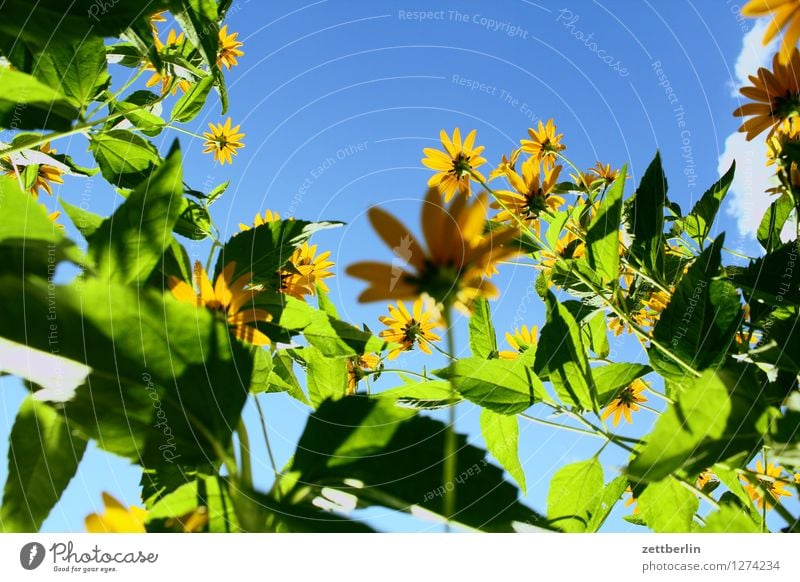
[1,0,795,532]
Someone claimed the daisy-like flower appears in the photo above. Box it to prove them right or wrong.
[3,142,64,198]
[537,229,586,274]
[696,470,716,490]
[734,49,800,140]
[217,25,244,70]
[379,298,442,359]
[768,116,800,164]
[422,128,487,201]
[168,261,272,346]
[203,118,245,165]
[601,378,649,427]
[280,242,335,300]
[492,158,564,231]
[488,149,521,181]
[643,289,671,314]
[143,29,191,95]
[346,188,521,313]
[520,119,565,168]
[569,169,599,192]
[589,161,623,186]
[499,324,538,360]
[149,10,167,30]
[742,0,800,64]
[85,493,146,533]
[346,353,381,394]
[741,460,793,509]
[239,209,282,232]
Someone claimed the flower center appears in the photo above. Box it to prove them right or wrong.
[450,152,473,178]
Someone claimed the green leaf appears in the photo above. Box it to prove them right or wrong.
[375,380,462,410]
[215,219,342,284]
[731,242,800,307]
[585,165,626,283]
[0,1,168,50]
[171,75,215,122]
[480,409,526,493]
[593,362,651,405]
[0,176,83,273]
[32,36,110,109]
[0,398,88,532]
[146,474,239,533]
[89,129,161,189]
[249,349,310,405]
[468,297,498,358]
[712,465,761,523]
[433,357,545,415]
[316,286,340,317]
[0,68,79,131]
[628,367,771,482]
[281,397,549,532]
[767,391,800,466]
[534,290,597,411]
[757,193,794,253]
[546,458,604,533]
[701,502,760,533]
[289,347,348,408]
[173,198,212,240]
[0,274,254,467]
[59,198,104,239]
[649,235,741,383]
[638,477,698,533]
[110,90,165,137]
[626,151,666,279]
[87,142,185,285]
[585,475,628,532]
[676,162,735,247]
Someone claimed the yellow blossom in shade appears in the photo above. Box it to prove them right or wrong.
[280,242,335,300]
[601,378,649,427]
[742,0,800,64]
[379,298,442,359]
[624,486,639,514]
[492,158,564,230]
[696,470,716,490]
[795,473,800,484]
[168,261,272,346]
[589,161,624,186]
[643,289,671,315]
[346,352,381,394]
[217,25,244,70]
[85,493,146,533]
[239,209,282,232]
[422,128,487,201]
[733,49,800,140]
[488,148,522,181]
[165,507,209,533]
[520,119,565,168]
[3,142,65,198]
[537,230,586,274]
[143,29,191,95]
[569,169,599,192]
[203,118,245,165]
[767,116,800,164]
[346,188,521,313]
[740,460,793,509]
[499,325,538,360]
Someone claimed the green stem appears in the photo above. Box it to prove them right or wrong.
[254,394,281,499]
[237,417,253,492]
[621,260,671,295]
[167,124,206,140]
[442,305,458,532]
[85,67,146,120]
[556,151,587,191]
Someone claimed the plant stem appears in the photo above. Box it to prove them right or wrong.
[167,124,206,140]
[85,67,146,120]
[442,305,458,532]
[237,417,253,492]
[254,394,282,499]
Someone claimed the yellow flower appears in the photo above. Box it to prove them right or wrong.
[499,324,538,359]
[643,289,671,314]
[624,486,639,514]
[734,49,800,140]
[346,188,521,312]
[379,298,442,359]
[696,470,716,490]
[606,308,651,336]
[203,118,245,165]
[520,119,565,168]
[41,204,64,230]
[589,161,624,186]
[217,25,244,70]
[601,378,649,427]
[422,128,487,201]
[569,170,599,192]
[168,261,272,346]
[239,209,282,232]
[3,142,64,198]
[795,473,800,484]
[280,242,335,300]
[741,460,793,509]
[149,10,167,30]
[85,493,147,533]
[492,158,564,230]
[742,0,800,64]
[488,149,522,181]
[143,29,191,95]
[538,230,586,274]
[346,352,381,394]
[767,117,800,164]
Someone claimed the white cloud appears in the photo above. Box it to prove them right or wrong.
[721,19,785,239]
